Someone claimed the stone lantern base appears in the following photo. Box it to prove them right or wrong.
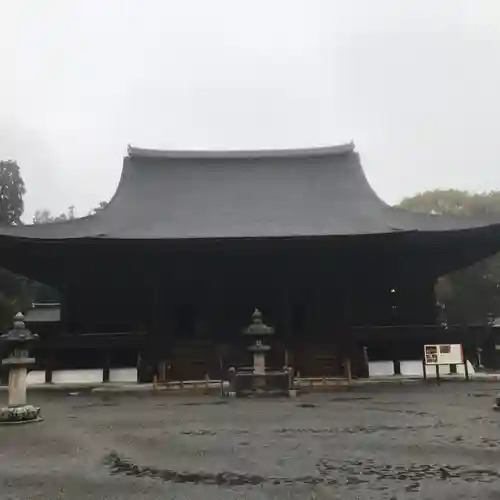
[0,312,43,425]
[0,404,42,425]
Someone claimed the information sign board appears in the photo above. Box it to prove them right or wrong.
[424,344,463,365]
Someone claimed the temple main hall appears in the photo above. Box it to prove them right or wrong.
[1,143,500,382]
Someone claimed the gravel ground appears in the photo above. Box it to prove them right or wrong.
[2,382,500,499]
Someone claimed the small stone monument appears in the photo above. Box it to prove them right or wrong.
[228,309,295,397]
[0,312,42,424]
[245,309,274,383]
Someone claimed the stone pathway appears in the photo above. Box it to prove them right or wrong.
[1,382,500,499]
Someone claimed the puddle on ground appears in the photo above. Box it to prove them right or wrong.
[103,452,500,488]
[329,396,373,402]
[181,401,229,406]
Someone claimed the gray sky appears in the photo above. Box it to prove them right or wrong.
[1,0,500,221]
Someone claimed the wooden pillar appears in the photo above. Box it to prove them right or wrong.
[59,286,70,334]
[281,288,293,369]
[362,344,369,378]
[45,362,53,384]
[345,355,352,384]
[136,351,141,383]
[102,351,110,383]
[39,347,54,384]
[162,303,175,382]
[137,347,155,383]
[158,360,167,383]
[149,274,164,382]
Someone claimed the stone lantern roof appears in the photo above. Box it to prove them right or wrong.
[0,312,39,349]
[243,309,274,336]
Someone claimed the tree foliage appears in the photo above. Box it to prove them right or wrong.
[399,189,500,325]
[89,201,108,215]
[399,189,500,218]
[0,161,28,328]
[33,201,107,224]
[33,205,76,224]
[0,160,25,225]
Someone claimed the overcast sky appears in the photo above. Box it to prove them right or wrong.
[1,0,500,221]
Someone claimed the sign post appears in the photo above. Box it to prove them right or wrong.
[424,344,467,384]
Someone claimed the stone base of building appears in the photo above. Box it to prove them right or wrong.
[0,404,42,425]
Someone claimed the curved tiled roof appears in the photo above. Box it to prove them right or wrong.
[0,144,499,240]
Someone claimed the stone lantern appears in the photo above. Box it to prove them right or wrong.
[0,312,42,424]
[243,309,274,378]
[227,309,294,397]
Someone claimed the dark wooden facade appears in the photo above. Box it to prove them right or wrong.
[15,236,490,381]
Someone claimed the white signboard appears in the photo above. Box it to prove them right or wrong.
[424,344,463,365]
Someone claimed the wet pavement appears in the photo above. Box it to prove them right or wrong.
[2,382,500,499]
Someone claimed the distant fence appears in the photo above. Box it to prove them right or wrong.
[26,367,138,386]
[18,360,477,387]
[368,360,475,378]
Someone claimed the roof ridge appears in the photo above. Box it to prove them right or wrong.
[126,142,355,160]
